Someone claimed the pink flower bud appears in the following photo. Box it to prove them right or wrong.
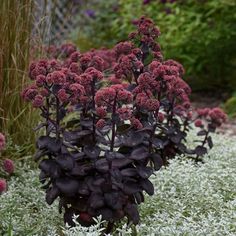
[3,159,14,174]
[131,117,143,130]
[58,89,68,103]
[96,119,106,129]
[0,179,7,194]
[158,112,165,123]
[32,95,44,108]
[96,107,107,118]
[194,119,203,127]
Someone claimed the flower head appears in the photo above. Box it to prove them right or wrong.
[157,112,165,122]
[197,108,210,117]
[96,119,106,129]
[36,75,46,87]
[117,107,132,120]
[21,85,38,102]
[96,107,107,118]
[145,99,160,111]
[58,89,69,103]
[85,67,103,80]
[70,51,80,62]
[69,83,85,96]
[0,179,7,194]
[194,119,203,128]
[95,87,116,106]
[2,159,14,174]
[130,117,143,129]
[50,71,66,85]
[209,108,227,126]
[32,95,44,108]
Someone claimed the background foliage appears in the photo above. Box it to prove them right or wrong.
[73,0,236,92]
[0,0,38,150]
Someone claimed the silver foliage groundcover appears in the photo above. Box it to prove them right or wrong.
[0,133,236,236]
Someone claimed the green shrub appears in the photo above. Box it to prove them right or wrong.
[223,93,236,118]
[0,0,38,148]
[72,0,119,51]
[72,0,236,91]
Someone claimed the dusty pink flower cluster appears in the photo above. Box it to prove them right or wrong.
[196,107,227,129]
[0,133,15,194]
[22,48,106,109]
[22,16,226,136]
[0,179,7,194]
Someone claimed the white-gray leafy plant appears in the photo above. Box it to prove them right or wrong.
[0,133,236,235]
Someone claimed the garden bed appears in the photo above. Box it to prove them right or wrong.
[1,132,236,236]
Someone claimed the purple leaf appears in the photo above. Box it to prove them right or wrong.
[84,146,101,159]
[95,159,109,172]
[123,132,144,147]
[150,153,163,171]
[195,146,207,156]
[89,193,104,209]
[134,192,144,204]
[56,154,75,171]
[136,166,153,179]
[130,147,149,160]
[141,179,154,195]
[112,158,132,169]
[56,178,79,196]
[121,168,137,177]
[123,181,141,195]
[46,185,60,205]
[124,203,140,224]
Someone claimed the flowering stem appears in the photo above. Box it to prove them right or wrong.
[56,97,60,140]
[149,123,157,153]
[105,222,114,235]
[168,98,175,125]
[110,95,117,152]
[196,130,209,162]
[46,98,50,136]
[91,79,96,142]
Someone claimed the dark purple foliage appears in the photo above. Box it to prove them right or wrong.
[22,16,226,233]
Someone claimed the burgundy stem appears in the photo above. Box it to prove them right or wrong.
[110,95,117,152]
[56,97,60,140]
[91,79,96,142]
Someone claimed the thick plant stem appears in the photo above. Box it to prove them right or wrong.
[91,79,96,142]
[104,222,114,235]
[149,123,157,153]
[196,130,209,162]
[110,95,117,152]
[56,97,60,140]
[46,97,50,136]
[168,98,175,126]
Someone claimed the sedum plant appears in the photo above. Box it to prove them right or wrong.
[0,132,15,194]
[22,17,226,233]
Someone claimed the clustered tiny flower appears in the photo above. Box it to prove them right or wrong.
[0,179,7,194]
[0,132,6,151]
[96,119,106,129]
[2,159,15,174]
